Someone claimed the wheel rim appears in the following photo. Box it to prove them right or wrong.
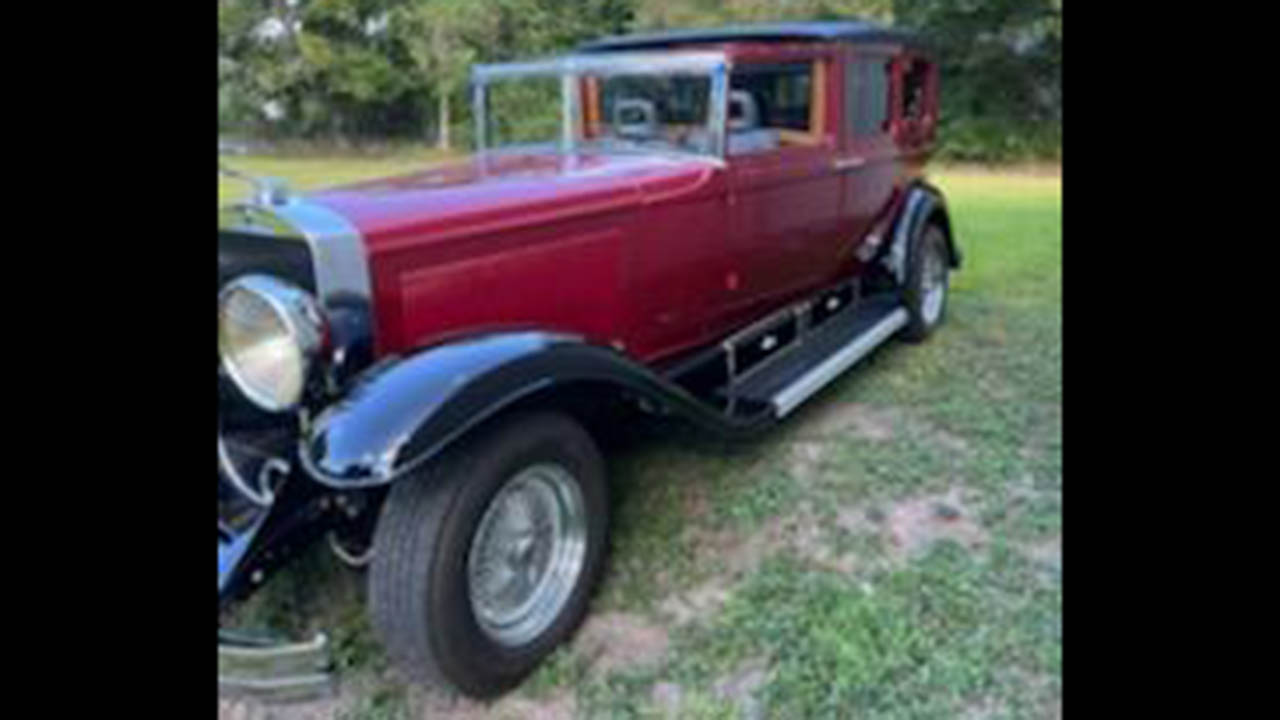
[920,234,948,326]
[466,463,587,647]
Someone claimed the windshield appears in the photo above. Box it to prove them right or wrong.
[474,53,727,159]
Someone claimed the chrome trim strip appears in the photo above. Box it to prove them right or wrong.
[561,72,578,157]
[832,156,867,172]
[218,633,328,659]
[771,307,909,417]
[473,51,730,81]
[218,433,274,507]
[473,81,488,156]
[267,199,372,312]
[218,633,333,701]
[709,61,729,159]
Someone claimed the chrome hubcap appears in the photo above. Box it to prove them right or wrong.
[921,236,948,326]
[467,463,587,647]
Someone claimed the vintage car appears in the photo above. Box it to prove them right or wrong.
[218,20,957,700]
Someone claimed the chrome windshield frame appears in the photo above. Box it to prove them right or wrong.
[471,51,731,161]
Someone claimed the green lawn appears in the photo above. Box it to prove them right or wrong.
[218,151,452,205]
[220,158,1062,720]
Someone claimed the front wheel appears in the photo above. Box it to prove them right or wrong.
[368,411,609,697]
[900,222,951,342]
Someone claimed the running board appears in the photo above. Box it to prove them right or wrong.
[771,307,909,417]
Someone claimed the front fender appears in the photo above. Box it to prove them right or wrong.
[300,331,770,488]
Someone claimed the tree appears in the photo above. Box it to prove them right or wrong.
[893,0,1061,159]
[393,0,494,149]
[218,0,1061,160]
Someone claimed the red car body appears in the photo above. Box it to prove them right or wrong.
[310,38,937,368]
[218,23,954,700]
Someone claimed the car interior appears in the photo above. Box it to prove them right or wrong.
[578,59,826,157]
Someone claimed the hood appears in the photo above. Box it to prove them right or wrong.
[309,151,720,253]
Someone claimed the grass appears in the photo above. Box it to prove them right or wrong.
[217,150,453,205]
[218,155,1061,719]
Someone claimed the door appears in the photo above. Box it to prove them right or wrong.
[723,58,843,328]
[835,49,899,264]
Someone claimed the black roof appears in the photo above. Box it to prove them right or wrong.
[578,20,924,53]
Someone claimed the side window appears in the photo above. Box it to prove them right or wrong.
[901,58,931,122]
[845,55,890,137]
[728,61,821,155]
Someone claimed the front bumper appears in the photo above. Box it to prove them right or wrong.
[218,630,333,703]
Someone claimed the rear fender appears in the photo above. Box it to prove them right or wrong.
[887,181,960,283]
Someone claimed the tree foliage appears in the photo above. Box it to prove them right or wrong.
[894,0,1061,160]
[218,0,1060,160]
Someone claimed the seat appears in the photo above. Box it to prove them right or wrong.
[727,90,779,155]
[614,98,658,140]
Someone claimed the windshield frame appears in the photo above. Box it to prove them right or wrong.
[471,51,731,162]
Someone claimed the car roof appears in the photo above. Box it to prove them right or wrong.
[577,20,925,54]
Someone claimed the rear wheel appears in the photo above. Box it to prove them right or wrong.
[901,222,951,342]
[368,411,608,697]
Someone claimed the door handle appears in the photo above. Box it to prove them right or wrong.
[832,156,867,172]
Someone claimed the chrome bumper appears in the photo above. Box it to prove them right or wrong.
[218,631,334,703]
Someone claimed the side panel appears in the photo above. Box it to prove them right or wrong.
[727,145,840,312]
[371,211,635,353]
[625,167,732,362]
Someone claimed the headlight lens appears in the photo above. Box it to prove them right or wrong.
[218,275,325,411]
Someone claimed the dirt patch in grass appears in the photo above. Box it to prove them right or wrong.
[712,657,771,719]
[1022,534,1062,579]
[398,686,577,720]
[658,576,734,626]
[649,681,684,717]
[437,692,576,720]
[571,611,670,676]
[786,440,829,480]
[883,488,988,560]
[663,501,858,627]
[799,401,897,441]
[219,697,337,720]
[485,693,577,720]
[218,690,363,720]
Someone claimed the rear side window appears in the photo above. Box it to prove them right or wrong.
[846,56,890,136]
[902,58,931,121]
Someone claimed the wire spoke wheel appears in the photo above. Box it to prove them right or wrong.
[466,463,587,647]
[920,231,948,326]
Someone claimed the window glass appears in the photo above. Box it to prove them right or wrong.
[727,62,814,155]
[486,75,562,148]
[592,74,713,155]
[484,72,717,158]
[902,59,930,121]
[846,56,890,136]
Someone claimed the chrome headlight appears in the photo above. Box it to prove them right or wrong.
[218,275,325,412]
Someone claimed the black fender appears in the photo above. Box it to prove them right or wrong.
[300,331,773,488]
[888,181,960,281]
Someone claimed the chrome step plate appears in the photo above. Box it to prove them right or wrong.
[770,307,909,417]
